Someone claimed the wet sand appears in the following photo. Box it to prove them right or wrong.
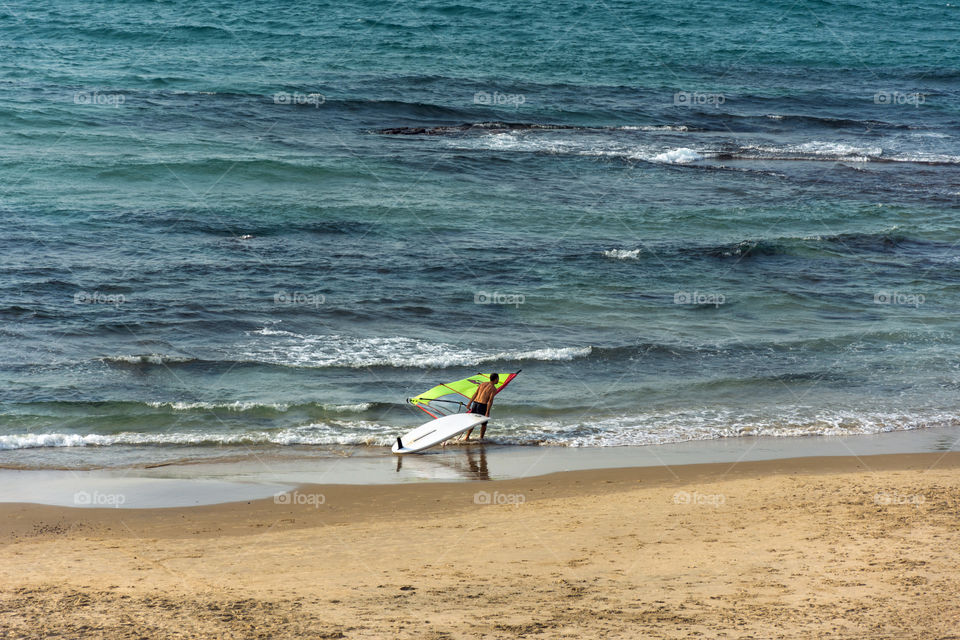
[2,452,959,638]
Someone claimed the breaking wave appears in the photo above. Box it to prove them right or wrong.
[2,409,956,450]
[240,330,593,369]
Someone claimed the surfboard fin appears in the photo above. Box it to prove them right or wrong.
[396,437,403,450]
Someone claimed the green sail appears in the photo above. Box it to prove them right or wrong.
[408,372,517,407]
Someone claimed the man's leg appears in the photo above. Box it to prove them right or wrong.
[479,421,487,440]
[461,403,476,440]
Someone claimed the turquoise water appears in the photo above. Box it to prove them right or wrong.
[2,0,959,467]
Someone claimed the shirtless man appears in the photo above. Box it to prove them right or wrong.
[462,373,498,441]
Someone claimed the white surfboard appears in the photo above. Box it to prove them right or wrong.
[392,413,489,454]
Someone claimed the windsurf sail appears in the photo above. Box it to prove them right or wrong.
[408,370,520,419]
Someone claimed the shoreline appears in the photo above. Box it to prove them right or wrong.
[2,425,959,509]
[6,422,959,476]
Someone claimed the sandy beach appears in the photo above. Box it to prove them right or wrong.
[1,452,959,639]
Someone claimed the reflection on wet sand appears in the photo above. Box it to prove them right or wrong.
[395,447,489,481]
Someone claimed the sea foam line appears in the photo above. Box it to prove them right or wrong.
[144,401,373,413]
[602,249,643,260]
[241,331,592,368]
[4,410,955,451]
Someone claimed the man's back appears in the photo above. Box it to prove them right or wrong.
[473,381,496,405]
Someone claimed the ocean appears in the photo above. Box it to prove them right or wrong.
[2,0,959,469]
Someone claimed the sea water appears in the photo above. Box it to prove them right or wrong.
[2,0,959,468]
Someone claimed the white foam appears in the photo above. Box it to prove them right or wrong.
[324,402,373,412]
[745,141,882,162]
[2,409,956,451]
[886,152,960,164]
[271,421,395,446]
[480,346,591,364]
[101,354,194,365]
[651,147,702,164]
[440,134,708,166]
[240,331,591,368]
[482,409,959,447]
[437,130,960,168]
[252,327,303,337]
[145,401,373,413]
[0,432,203,450]
[602,249,642,260]
[735,141,960,164]
[1,433,110,450]
[472,132,582,154]
[618,125,689,132]
[795,141,883,157]
[0,425,395,450]
[146,401,292,412]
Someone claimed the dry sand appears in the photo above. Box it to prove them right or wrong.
[2,452,959,639]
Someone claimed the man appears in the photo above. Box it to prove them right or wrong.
[462,373,498,441]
